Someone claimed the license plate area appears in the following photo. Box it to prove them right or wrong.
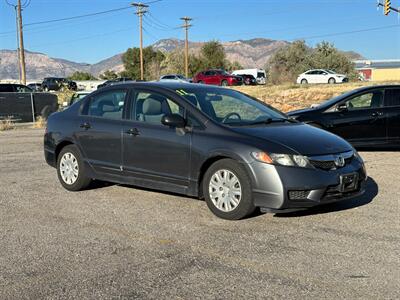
[339,173,359,192]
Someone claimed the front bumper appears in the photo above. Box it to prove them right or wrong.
[248,158,367,211]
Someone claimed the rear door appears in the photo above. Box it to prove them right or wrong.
[384,88,400,144]
[75,88,129,175]
[324,88,387,145]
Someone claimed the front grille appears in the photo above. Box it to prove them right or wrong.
[288,190,310,201]
[310,160,336,170]
[309,152,353,171]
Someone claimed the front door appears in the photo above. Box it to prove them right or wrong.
[75,88,128,175]
[122,89,191,189]
[325,89,387,145]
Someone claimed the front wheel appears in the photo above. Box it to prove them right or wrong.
[328,77,336,84]
[57,145,91,191]
[301,79,308,84]
[203,159,255,220]
[221,80,228,86]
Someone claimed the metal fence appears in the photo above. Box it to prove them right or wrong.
[0,92,58,123]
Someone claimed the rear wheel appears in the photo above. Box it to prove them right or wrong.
[198,80,204,84]
[301,79,308,84]
[328,77,336,84]
[221,80,228,86]
[203,159,255,220]
[57,145,91,191]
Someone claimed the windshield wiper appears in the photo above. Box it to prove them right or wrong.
[246,118,292,126]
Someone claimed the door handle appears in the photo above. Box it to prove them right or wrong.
[80,122,91,130]
[371,112,383,118]
[125,128,140,136]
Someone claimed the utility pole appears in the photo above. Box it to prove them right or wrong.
[17,0,26,85]
[132,2,148,80]
[180,17,192,79]
[14,5,22,82]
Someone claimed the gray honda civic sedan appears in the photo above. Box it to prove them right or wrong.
[44,82,367,220]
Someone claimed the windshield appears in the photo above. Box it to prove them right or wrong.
[175,87,287,126]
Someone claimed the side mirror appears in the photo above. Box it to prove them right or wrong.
[161,113,186,128]
[337,103,348,112]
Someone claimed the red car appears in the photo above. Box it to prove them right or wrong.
[193,69,243,86]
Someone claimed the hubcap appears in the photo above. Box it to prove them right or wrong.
[59,152,79,185]
[209,169,241,212]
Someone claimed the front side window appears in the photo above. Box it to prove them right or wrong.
[133,91,183,125]
[175,87,286,126]
[344,90,383,110]
[87,89,127,119]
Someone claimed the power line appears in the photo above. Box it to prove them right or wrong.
[24,6,134,27]
[291,24,400,41]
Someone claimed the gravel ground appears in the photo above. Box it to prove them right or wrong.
[0,128,399,299]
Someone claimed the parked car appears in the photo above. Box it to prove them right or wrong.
[97,77,133,89]
[0,83,58,122]
[27,83,42,92]
[288,85,400,147]
[0,83,32,93]
[239,74,257,86]
[44,82,366,220]
[159,74,192,83]
[193,70,243,86]
[231,68,266,85]
[296,69,348,84]
[42,77,77,91]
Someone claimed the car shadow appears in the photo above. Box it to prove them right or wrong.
[273,177,378,218]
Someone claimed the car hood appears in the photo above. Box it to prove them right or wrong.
[232,123,352,156]
[287,107,316,115]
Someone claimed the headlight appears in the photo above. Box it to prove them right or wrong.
[251,152,313,168]
[353,149,364,163]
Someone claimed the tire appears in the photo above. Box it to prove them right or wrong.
[198,80,204,84]
[221,80,228,86]
[57,145,91,191]
[328,77,336,84]
[43,86,49,92]
[203,158,255,220]
[301,79,308,84]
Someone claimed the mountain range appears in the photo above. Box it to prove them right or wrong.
[0,38,363,80]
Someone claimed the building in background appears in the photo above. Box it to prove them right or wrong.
[354,59,400,81]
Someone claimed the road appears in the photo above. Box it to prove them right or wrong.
[0,129,399,299]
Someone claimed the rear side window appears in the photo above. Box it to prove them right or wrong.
[0,84,14,92]
[86,89,127,119]
[384,89,400,107]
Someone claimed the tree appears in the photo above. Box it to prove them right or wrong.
[226,60,243,72]
[99,70,118,80]
[68,71,97,81]
[266,40,312,84]
[311,41,356,76]
[122,47,165,80]
[161,49,205,77]
[200,40,226,69]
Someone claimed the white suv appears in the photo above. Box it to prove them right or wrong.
[297,69,348,84]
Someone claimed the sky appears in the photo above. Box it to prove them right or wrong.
[0,0,399,64]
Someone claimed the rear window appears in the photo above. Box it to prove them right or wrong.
[385,89,400,107]
[86,89,127,119]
